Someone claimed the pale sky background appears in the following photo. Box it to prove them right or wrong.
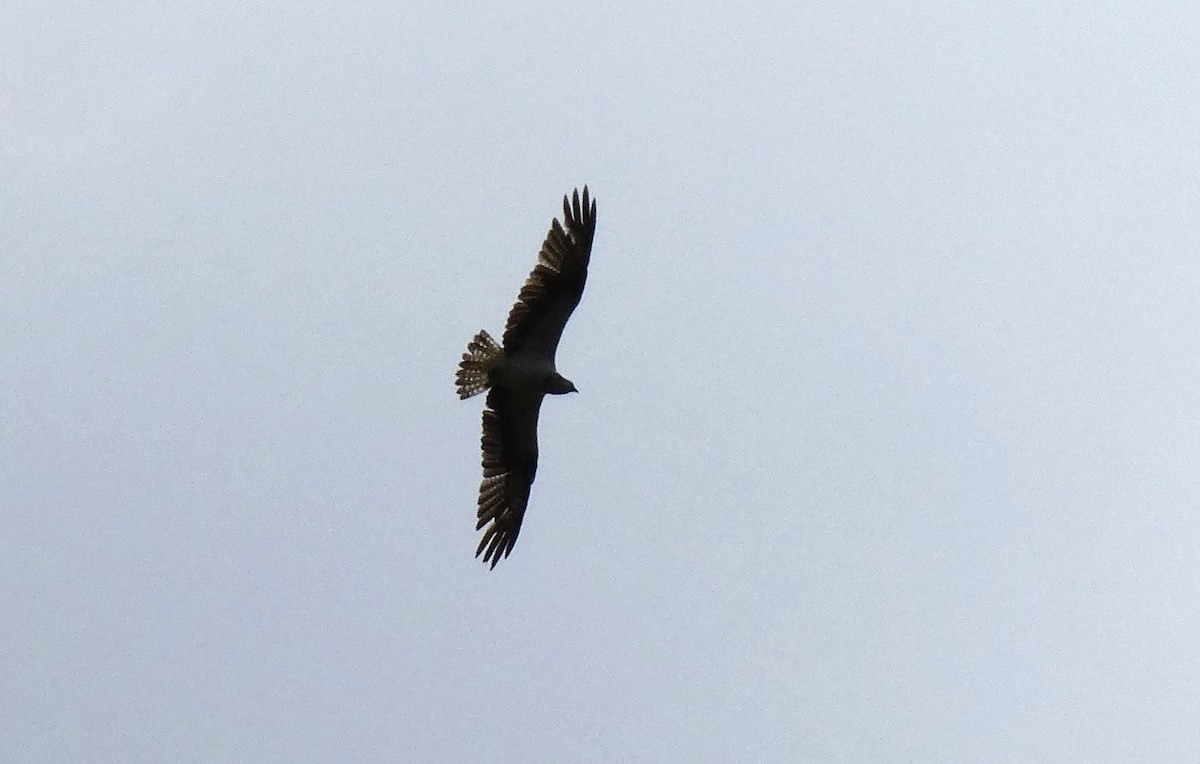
[3,2,1199,762]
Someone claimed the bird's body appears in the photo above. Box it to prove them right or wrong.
[456,187,597,568]
[490,353,570,393]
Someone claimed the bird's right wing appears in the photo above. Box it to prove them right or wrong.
[475,386,543,568]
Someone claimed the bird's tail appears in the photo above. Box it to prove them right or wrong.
[456,330,504,399]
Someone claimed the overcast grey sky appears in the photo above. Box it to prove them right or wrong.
[4,1,1199,761]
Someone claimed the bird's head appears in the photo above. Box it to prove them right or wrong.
[546,373,578,395]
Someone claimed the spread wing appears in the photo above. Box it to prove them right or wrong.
[475,386,543,568]
[502,186,597,356]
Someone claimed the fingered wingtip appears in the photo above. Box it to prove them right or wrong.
[564,185,596,227]
[475,529,512,570]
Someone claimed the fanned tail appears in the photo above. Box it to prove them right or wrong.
[455,330,504,399]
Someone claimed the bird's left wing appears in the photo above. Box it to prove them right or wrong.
[475,386,543,568]
[502,186,597,358]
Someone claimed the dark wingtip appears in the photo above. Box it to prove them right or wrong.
[475,524,508,570]
[475,526,516,570]
[565,185,595,230]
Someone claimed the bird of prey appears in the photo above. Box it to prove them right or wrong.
[456,186,597,568]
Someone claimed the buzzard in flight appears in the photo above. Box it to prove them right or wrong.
[455,186,597,568]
